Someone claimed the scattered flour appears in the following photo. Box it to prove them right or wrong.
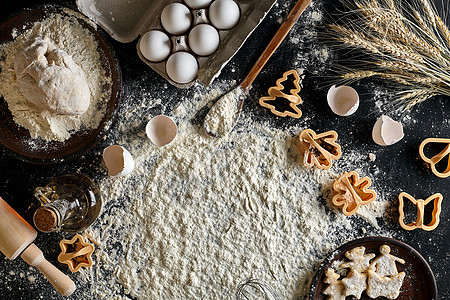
[0,13,111,142]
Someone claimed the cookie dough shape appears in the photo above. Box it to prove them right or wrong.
[323,268,346,300]
[340,246,375,299]
[419,138,450,178]
[259,69,303,118]
[332,171,376,216]
[299,129,342,170]
[14,36,91,115]
[398,192,443,231]
[58,234,95,272]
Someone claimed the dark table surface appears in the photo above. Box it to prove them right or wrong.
[0,0,449,299]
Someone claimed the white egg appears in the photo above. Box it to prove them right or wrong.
[372,115,404,146]
[161,3,192,35]
[103,145,134,177]
[209,0,240,30]
[139,30,171,62]
[166,52,198,84]
[327,85,359,116]
[184,0,212,9]
[188,24,220,56]
[146,115,178,147]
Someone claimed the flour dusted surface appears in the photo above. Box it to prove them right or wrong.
[0,13,111,142]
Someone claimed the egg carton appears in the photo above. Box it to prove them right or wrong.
[76,0,277,88]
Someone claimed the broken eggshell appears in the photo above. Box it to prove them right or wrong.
[327,85,359,116]
[146,115,178,147]
[103,145,135,177]
[372,115,404,146]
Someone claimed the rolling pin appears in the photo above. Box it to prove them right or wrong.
[0,197,76,296]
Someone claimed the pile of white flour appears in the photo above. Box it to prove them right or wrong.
[0,12,111,142]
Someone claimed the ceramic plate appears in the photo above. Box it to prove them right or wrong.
[0,5,122,164]
[310,236,437,299]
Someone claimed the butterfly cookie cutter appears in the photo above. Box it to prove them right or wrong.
[419,138,450,178]
[259,69,303,118]
[58,234,95,272]
[398,192,443,231]
[299,129,342,170]
[332,171,377,216]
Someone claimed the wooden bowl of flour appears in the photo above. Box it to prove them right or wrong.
[0,5,122,164]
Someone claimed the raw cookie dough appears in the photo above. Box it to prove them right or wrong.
[14,36,91,115]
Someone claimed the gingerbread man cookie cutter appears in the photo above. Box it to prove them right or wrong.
[259,69,303,118]
[419,138,450,178]
[299,129,342,170]
[332,171,376,216]
[398,192,443,231]
[58,234,95,272]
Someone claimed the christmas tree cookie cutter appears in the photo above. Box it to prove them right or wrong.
[259,69,304,118]
[58,234,95,272]
[299,129,342,170]
[419,137,450,178]
[398,192,443,231]
[332,171,376,216]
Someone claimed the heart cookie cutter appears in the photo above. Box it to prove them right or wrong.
[332,171,377,216]
[398,192,443,231]
[419,138,450,178]
[299,129,342,170]
[259,69,304,118]
[58,234,95,272]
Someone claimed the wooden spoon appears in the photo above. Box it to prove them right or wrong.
[203,0,312,138]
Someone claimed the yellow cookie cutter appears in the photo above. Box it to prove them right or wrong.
[398,192,442,231]
[299,129,342,170]
[419,138,450,178]
[332,171,376,216]
[259,69,303,118]
[58,234,95,272]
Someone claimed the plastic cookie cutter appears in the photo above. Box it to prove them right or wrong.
[299,129,342,170]
[332,171,377,216]
[58,234,95,272]
[398,192,443,231]
[259,69,304,118]
[419,138,450,178]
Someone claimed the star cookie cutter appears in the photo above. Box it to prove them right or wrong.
[299,129,342,170]
[332,171,377,216]
[398,192,443,231]
[58,234,95,272]
[259,69,304,118]
[419,138,450,178]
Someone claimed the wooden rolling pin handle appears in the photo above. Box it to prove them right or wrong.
[20,243,76,297]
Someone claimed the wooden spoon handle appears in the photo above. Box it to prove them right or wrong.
[240,0,312,90]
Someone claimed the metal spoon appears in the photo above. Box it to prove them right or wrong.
[203,0,312,138]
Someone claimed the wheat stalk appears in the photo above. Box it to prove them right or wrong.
[327,0,450,111]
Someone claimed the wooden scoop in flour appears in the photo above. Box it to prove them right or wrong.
[203,0,312,138]
[0,197,76,296]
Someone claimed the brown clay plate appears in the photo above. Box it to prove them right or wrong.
[310,236,437,300]
[0,5,122,164]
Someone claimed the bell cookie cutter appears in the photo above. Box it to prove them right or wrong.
[398,192,443,231]
[58,234,95,272]
[299,129,342,170]
[259,69,304,118]
[419,137,450,178]
[332,171,376,216]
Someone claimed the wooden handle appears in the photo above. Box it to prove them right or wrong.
[240,0,312,90]
[20,243,76,297]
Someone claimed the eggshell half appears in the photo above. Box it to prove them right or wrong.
[209,0,240,30]
[146,115,178,147]
[372,115,404,146]
[327,85,359,116]
[103,145,135,177]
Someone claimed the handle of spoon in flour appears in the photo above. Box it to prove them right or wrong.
[240,0,312,91]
